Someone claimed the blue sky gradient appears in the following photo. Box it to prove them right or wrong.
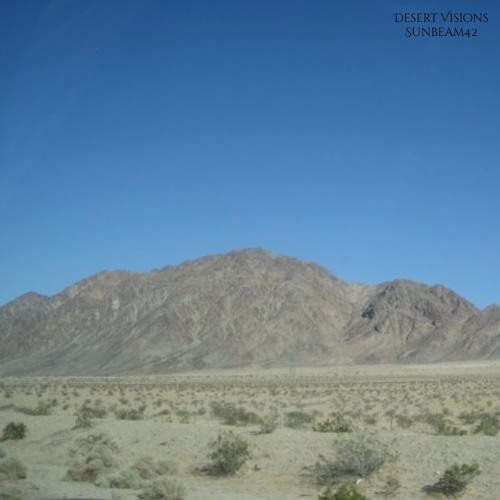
[1,0,499,308]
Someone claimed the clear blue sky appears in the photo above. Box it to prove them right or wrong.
[1,0,499,309]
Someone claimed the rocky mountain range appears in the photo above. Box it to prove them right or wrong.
[0,249,499,375]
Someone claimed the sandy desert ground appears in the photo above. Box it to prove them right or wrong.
[0,361,499,500]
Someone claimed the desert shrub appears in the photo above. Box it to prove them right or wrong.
[210,402,262,426]
[0,492,24,500]
[457,411,477,425]
[85,404,107,418]
[131,456,178,479]
[65,432,118,483]
[312,434,391,485]
[74,405,95,429]
[318,485,369,500]
[425,413,466,436]
[206,430,250,475]
[258,411,280,434]
[155,408,172,418]
[285,410,314,429]
[472,413,499,436]
[114,406,145,420]
[15,401,51,416]
[96,468,144,489]
[1,422,27,441]
[0,445,7,458]
[0,456,27,481]
[175,409,192,423]
[314,416,353,433]
[318,487,337,500]
[363,415,377,426]
[378,476,401,496]
[395,414,413,429]
[95,456,177,489]
[423,463,480,496]
[69,432,118,456]
[138,476,186,500]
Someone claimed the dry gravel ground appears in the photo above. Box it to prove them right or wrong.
[0,361,499,499]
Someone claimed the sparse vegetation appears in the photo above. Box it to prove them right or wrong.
[472,412,499,436]
[314,415,353,433]
[114,405,146,420]
[98,454,179,489]
[312,434,391,485]
[423,463,480,496]
[318,484,368,500]
[138,476,186,500]
[424,413,466,436]
[65,432,118,483]
[1,422,27,441]
[210,401,262,426]
[0,364,498,498]
[206,430,251,475]
[285,410,314,429]
[395,414,413,429]
[74,405,96,429]
[258,411,280,434]
[132,456,178,479]
[15,400,51,416]
[0,456,27,481]
[378,476,401,496]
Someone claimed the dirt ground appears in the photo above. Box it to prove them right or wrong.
[0,361,499,499]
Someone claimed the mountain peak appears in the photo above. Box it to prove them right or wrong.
[0,249,496,375]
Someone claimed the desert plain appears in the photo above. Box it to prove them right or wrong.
[0,361,499,500]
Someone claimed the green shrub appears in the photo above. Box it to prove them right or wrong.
[175,409,192,423]
[314,416,353,433]
[318,485,368,500]
[284,410,314,429]
[65,433,118,483]
[457,411,477,425]
[138,476,186,500]
[74,406,96,429]
[0,456,27,481]
[318,487,337,500]
[472,413,499,436]
[312,434,391,485]
[69,432,118,456]
[378,476,401,496]
[425,413,466,436]
[423,463,480,496]
[258,411,280,434]
[114,406,145,420]
[0,492,24,500]
[206,430,250,475]
[210,402,262,426]
[78,404,107,419]
[395,414,413,429]
[97,455,178,490]
[131,456,178,479]
[15,401,51,416]
[1,422,27,441]
[96,468,144,489]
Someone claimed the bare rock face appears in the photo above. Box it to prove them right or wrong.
[0,249,498,375]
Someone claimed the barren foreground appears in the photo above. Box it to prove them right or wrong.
[1,362,499,499]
